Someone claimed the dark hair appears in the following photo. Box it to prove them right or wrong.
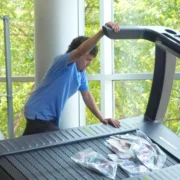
[66,36,98,57]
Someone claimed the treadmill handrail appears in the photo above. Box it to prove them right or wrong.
[102,25,180,55]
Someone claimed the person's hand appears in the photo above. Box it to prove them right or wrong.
[105,22,120,32]
[101,118,120,128]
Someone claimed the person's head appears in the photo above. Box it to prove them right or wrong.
[66,36,98,72]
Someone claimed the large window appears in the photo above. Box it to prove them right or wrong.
[0,0,34,137]
[85,0,180,136]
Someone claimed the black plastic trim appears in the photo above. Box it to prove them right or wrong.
[145,46,166,120]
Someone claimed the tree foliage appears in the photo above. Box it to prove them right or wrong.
[0,0,180,138]
[112,0,180,135]
[0,0,34,137]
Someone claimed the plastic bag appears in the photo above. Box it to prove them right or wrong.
[105,138,132,159]
[105,135,149,177]
[105,130,166,177]
[71,148,117,179]
[131,130,166,170]
[108,154,149,176]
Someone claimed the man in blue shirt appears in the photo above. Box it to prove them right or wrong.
[23,22,120,135]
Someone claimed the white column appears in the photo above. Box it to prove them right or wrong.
[100,0,114,118]
[34,0,85,129]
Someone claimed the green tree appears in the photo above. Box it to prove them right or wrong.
[0,0,34,137]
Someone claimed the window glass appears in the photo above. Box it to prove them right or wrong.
[175,58,180,72]
[0,1,34,138]
[0,82,34,138]
[164,80,180,135]
[85,0,100,74]
[114,40,154,73]
[114,80,152,119]
[86,81,100,125]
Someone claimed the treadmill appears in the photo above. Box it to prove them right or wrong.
[0,26,180,180]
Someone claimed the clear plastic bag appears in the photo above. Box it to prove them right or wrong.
[71,148,117,179]
[131,130,166,170]
[105,130,166,177]
[105,138,132,159]
[108,154,149,176]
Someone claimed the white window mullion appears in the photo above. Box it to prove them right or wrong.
[100,0,113,118]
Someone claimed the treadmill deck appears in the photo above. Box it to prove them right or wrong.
[0,119,179,180]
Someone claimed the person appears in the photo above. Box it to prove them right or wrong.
[23,22,120,136]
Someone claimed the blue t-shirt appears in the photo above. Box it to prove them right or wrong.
[24,51,89,127]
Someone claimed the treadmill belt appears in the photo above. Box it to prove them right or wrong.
[0,119,179,179]
[0,133,179,180]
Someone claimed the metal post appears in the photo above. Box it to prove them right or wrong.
[3,16,14,138]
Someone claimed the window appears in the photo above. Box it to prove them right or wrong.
[85,0,180,135]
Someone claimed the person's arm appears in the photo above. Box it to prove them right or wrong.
[69,22,120,63]
[81,90,120,128]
